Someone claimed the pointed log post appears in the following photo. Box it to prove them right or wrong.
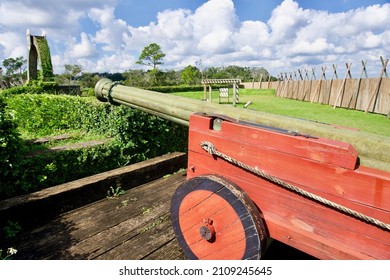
[365,58,388,113]
[333,63,352,108]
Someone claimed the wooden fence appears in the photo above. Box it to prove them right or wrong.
[242,58,390,115]
[242,78,389,115]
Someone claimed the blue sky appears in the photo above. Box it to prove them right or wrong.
[0,0,389,77]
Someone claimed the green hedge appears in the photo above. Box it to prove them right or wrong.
[1,94,188,199]
[8,143,124,196]
[0,96,23,197]
[143,85,204,93]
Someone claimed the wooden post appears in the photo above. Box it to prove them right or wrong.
[267,75,271,89]
[333,63,352,108]
[380,56,388,78]
[233,82,239,106]
[332,64,339,79]
[276,74,281,96]
[347,60,367,109]
[203,82,207,101]
[325,64,338,105]
[297,69,304,100]
[292,71,299,99]
[311,68,317,80]
[259,74,263,89]
[302,69,310,101]
[311,66,326,103]
[365,58,388,113]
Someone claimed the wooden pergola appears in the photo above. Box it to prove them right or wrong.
[202,79,241,106]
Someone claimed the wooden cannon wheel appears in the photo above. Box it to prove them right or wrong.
[170,175,267,259]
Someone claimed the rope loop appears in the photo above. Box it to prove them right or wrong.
[200,141,390,232]
[200,141,217,156]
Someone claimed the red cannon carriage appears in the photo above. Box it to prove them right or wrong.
[95,79,390,260]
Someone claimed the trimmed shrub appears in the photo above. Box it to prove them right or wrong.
[0,96,23,197]
[1,93,188,199]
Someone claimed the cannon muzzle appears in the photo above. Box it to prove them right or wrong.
[95,78,390,171]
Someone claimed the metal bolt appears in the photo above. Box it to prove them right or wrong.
[199,219,215,242]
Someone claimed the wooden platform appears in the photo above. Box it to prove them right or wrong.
[10,171,187,260]
[1,152,314,260]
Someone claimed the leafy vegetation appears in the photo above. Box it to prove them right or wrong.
[0,57,27,88]
[0,96,23,195]
[0,92,188,199]
[106,186,126,199]
[136,43,166,70]
[34,36,54,81]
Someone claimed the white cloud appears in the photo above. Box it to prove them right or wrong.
[88,6,130,52]
[267,0,311,44]
[66,32,98,58]
[0,0,389,77]
[291,38,334,55]
[156,9,193,40]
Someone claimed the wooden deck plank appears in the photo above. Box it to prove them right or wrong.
[144,238,186,260]
[0,152,187,236]
[94,214,174,260]
[9,172,187,260]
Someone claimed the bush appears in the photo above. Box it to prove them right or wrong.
[11,143,124,195]
[0,96,23,197]
[1,93,188,199]
[144,85,204,93]
[114,107,187,162]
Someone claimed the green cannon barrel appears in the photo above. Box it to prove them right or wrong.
[95,78,390,172]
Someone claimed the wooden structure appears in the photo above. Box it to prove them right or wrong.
[242,58,390,115]
[202,79,241,106]
[171,114,389,259]
[218,88,229,103]
[0,152,313,260]
[94,79,390,260]
[0,153,187,259]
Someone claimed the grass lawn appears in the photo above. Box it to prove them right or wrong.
[173,89,390,137]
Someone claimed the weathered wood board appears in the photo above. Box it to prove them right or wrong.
[5,171,187,260]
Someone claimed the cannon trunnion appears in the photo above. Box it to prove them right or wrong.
[95,79,390,259]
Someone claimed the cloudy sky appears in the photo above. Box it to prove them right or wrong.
[0,0,389,77]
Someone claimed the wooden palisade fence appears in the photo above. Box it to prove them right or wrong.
[242,57,389,115]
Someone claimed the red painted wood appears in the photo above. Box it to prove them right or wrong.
[171,175,266,259]
[190,114,359,170]
[185,114,390,259]
[188,116,390,211]
[187,157,390,259]
[179,189,246,259]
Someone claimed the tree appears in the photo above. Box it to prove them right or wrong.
[1,57,27,88]
[136,43,166,70]
[123,69,149,87]
[64,64,83,85]
[3,57,26,75]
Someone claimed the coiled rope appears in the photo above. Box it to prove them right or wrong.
[200,141,390,232]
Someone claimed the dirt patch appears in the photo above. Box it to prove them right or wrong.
[26,134,72,144]
[26,139,111,156]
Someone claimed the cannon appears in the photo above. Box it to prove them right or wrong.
[95,78,390,260]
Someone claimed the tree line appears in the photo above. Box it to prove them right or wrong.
[0,43,275,90]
